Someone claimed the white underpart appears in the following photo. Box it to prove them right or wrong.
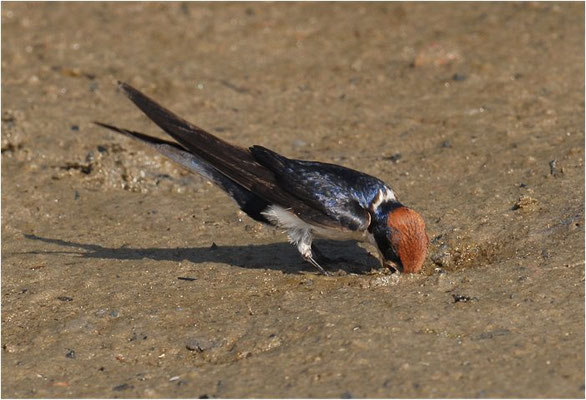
[369,187,396,212]
[262,205,371,259]
[262,206,315,258]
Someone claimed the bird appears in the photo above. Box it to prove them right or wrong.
[94,82,429,275]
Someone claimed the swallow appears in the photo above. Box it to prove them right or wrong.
[95,82,428,275]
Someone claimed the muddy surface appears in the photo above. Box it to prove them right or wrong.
[2,3,584,398]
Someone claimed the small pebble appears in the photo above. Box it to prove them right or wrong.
[385,153,402,163]
[412,43,461,67]
[513,195,539,211]
[452,73,467,81]
[186,338,214,352]
[178,276,197,281]
[113,383,133,391]
[473,329,511,340]
[65,349,76,359]
[441,140,452,148]
[549,159,563,177]
[549,159,557,175]
[57,296,73,302]
[452,294,478,303]
[292,139,307,149]
[95,309,107,317]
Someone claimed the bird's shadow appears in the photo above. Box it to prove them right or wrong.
[21,234,379,275]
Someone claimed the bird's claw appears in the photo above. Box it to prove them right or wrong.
[304,255,331,276]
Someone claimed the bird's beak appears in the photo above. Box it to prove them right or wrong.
[384,261,402,274]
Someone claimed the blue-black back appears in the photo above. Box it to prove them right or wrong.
[251,146,391,231]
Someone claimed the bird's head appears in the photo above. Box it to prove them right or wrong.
[381,206,428,273]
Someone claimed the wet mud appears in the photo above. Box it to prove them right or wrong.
[2,3,584,398]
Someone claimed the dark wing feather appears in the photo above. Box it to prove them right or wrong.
[118,83,274,186]
[93,122,271,223]
[110,83,339,228]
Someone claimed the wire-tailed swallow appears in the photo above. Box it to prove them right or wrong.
[95,82,428,275]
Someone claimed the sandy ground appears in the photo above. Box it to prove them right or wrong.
[2,2,584,398]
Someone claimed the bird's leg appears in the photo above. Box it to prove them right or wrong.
[303,254,331,276]
[295,229,331,276]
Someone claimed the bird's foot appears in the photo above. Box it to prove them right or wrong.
[304,254,331,276]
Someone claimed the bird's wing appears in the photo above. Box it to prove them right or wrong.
[93,122,271,223]
[251,145,383,232]
[101,83,346,229]
[116,83,274,189]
